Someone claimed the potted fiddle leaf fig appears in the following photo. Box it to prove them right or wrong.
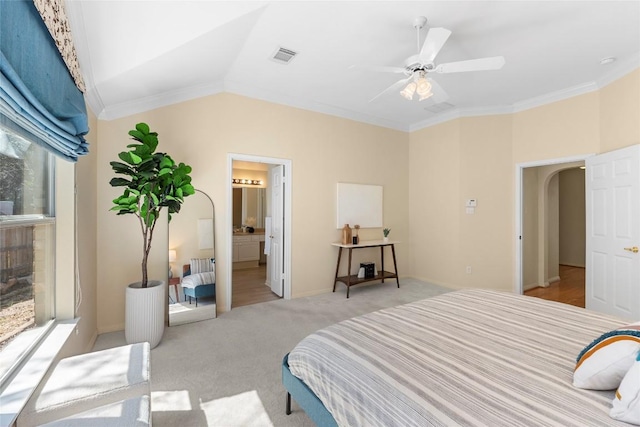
[110,122,194,348]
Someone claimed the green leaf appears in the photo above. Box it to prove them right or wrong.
[150,193,159,206]
[181,184,195,196]
[110,161,133,175]
[176,187,183,198]
[109,177,131,187]
[129,152,142,164]
[128,130,144,141]
[142,134,158,152]
[159,156,173,169]
[136,122,150,134]
[158,168,172,176]
[118,151,135,165]
[133,144,151,157]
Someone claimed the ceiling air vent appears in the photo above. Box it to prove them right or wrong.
[424,102,455,113]
[271,47,297,64]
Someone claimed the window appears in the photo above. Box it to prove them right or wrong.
[0,125,56,383]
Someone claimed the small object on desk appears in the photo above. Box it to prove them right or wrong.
[341,224,352,245]
[360,262,375,278]
[352,236,359,245]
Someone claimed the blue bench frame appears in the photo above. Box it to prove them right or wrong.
[282,353,337,427]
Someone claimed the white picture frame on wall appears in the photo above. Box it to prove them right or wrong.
[336,183,383,228]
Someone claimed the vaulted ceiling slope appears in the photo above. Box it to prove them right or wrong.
[66,1,640,132]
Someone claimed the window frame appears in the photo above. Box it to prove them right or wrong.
[0,131,58,387]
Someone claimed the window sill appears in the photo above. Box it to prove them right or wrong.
[0,319,78,427]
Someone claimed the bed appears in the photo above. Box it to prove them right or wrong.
[283,289,632,426]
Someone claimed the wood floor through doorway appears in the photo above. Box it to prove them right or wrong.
[524,265,585,308]
[232,264,280,308]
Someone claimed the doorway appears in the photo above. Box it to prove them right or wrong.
[226,154,292,311]
[515,155,590,306]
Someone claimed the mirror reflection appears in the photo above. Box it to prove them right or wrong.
[168,189,216,326]
[232,187,265,231]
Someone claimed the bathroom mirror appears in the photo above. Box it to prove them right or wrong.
[233,187,265,229]
[168,189,216,326]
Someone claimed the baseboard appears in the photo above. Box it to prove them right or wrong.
[97,323,124,335]
[559,263,585,268]
[84,331,98,353]
[548,276,561,284]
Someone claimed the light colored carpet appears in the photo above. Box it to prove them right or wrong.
[93,279,452,426]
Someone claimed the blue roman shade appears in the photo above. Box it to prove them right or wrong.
[0,0,88,162]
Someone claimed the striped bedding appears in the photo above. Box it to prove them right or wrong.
[287,289,631,427]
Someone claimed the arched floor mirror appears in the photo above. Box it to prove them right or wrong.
[168,189,216,326]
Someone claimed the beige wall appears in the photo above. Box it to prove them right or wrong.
[559,168,586,267]
[546,173,559,282]
[522,167,538,290]
[91,68,639,333]
[522,162,584,290]
[600,69,640,152]
[409,115,514,291]
[408,68,639,293]
[58,108,99,357]
[95,93,409,333]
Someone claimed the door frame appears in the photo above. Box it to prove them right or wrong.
[514,153,594,295]
[227,153,292,310]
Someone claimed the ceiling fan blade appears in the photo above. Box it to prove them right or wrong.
[426,78,449,104]
[369,76,412,102]
[349,64,406,74]
[419,27,452,64]
[435,56,505,73]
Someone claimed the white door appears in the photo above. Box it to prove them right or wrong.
[586,144,640,319]
[269,165,284,297]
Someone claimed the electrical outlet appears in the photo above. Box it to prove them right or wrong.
[466,266,472,274]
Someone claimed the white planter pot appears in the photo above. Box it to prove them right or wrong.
[125,280,165,349]
[383,237,389,243]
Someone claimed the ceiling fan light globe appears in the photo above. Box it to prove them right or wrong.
[400,82,417,100]
[416,78,432,96]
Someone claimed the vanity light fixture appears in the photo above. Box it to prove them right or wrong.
[232,178,264,186]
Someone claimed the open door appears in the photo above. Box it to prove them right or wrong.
[586,144,640,319]
[269,165,284,297]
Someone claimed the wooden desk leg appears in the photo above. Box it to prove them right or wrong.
[381,246,385,283]
[174,284,180,302]
[391,244,400,288]
[333,247,343,292]
[346,248,353,298]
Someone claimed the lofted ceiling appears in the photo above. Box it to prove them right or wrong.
[65,1,640,132]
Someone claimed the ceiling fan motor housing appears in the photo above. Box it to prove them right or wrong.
[413,16,428,29]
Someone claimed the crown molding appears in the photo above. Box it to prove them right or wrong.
[223,79,409,132]
[410,60,640,132]
[98,82,225,121]
[89,59,639,132]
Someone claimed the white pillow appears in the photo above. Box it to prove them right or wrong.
[573,323,640,390]
[611,353,640,425]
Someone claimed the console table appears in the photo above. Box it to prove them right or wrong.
[331,240,399,298]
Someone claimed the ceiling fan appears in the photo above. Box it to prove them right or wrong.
[354,16,505,103]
